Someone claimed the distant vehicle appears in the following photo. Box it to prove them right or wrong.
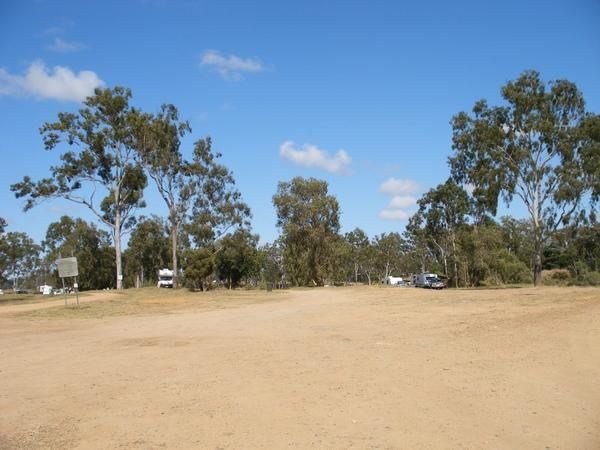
[157,268,174,288]
[13,288,27,294]
[412,273,445,289]
[39,285,53,295]
[0,289,4,295]
[383,276,406,286]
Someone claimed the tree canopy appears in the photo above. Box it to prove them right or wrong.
[449,70,593,285]
[11,87,148,289]
[273,177,340,286]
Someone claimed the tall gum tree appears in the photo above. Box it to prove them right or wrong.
[449,71,593,286]
[11,87,147,289]
[136,104,191,288]
[273,177,340,286]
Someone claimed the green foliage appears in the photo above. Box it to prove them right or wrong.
[372,232,407,281]
[135,103,191,286]
[181,247,215,291]
[449,70,592,285]
[570,261,600,286]
[406,179,471,286]
[186,138,251,247]
[0,231,41,290]
[579,114,600,203]
[457,222,531,286]
[10,86,149,289]
[258,242,286,288]
[123,216,170,287]
[273,177,341,286]
[43,216,114,290]
[215,229,259,288]
[344,228,370,283]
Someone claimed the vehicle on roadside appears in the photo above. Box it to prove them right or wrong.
[383,276,406,286]
[157,268,174,288]
[412,272,445,289]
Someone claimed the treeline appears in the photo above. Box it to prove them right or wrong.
[2,70,599,290]
[2,189,599,291]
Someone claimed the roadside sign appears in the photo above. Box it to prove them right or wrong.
[56,257,80,307]
[57,257,78,278]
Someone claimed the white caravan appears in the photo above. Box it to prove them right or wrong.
[383,276,405,286]
[157,268,174,288]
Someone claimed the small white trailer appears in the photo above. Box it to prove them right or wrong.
[157,268,174,288]
[383,276,405,286]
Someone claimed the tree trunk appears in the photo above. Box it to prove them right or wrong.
[533,238,543,286]
[114,209,123,290]
[451,233,458,288]
[532,193,543,287]
[171,220,178,289]
[354,262,359,283]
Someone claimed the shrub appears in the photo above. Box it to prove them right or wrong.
[542,269,571,286]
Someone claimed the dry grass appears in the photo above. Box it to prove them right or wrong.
[13,287,288,320]
[2,285,600,449]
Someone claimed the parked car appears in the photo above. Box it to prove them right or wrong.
[427,279,445,289]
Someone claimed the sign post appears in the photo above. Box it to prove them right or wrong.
[57,257,79,307]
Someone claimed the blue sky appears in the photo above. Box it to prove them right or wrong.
[1,0,599,245]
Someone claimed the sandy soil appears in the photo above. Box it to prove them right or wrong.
[1,286,599,449]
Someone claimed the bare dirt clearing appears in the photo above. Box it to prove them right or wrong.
[1,286,599,449]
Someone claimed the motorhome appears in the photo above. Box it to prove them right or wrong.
[412,272,444,289]
[157,268,174,288]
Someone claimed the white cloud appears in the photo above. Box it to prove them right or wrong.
[279,140,351,175]
[46,37,84,53]
[0,61,104,102]
[379,177,420,195]
[388,195,416,209]
[200,50,264,80]
[379,209,412,221]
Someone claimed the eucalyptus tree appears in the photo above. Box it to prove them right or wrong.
[345,227,370,283]
[410,179,471,286]
[450,71,593,285]
[136,103,250,287]
[579,114,600,202]
[43,216,114,290]
[215,229,259,289]
[11,87,147,289]
[373,232,407,281]
[1,232,41,291]
[273,177,341,286]
[124,216,170,287]
[184,138,251,248]
[135,104,191,287]
[0,218,6,283]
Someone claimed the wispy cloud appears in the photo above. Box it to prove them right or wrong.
[46,37,84,53]
[199,50,264,80]
[378,178,420,221]
[379,177,420,195]
[0,61,104,102]
[279,140,352,175]
[388,195,417,209]
[379,209,412,221]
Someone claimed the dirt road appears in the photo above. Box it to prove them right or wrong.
[1,286,599,449]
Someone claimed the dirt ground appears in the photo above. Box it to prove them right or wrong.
[1,286,599,449]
